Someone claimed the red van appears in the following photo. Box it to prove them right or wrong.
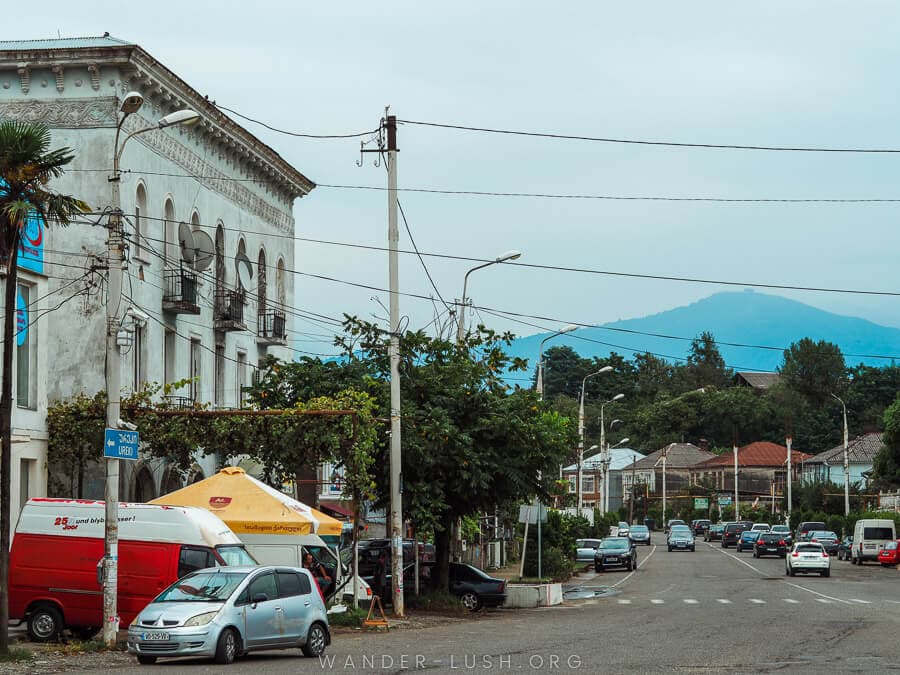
[9,498,256,642]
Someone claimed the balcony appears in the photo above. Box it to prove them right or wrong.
[257,309,287,346]
[162,267,200,315]
[214,288,246,332]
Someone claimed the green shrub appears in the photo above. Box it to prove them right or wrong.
[327,606,368,628]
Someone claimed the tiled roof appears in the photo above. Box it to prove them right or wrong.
[806,432,884,465]
[0,35,133,50]
[694,441,811,468]
[735,372,781,389]
[623,443,716,471]
[563,448,644,473]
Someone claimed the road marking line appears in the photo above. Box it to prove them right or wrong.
[815,598,832,604]
[606,545,657,590]
[783,582,852,605]
[650,599,665,604]
[617,599,632,604]
[784,599,800,604]
[849,599,872,604]
[716,599,732,604]
[684,599,699,604]
[749,598,765,604]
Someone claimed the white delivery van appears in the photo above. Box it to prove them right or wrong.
[852,518,896,564]
[240,532,371,603]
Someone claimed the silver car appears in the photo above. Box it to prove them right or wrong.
[575,538,602,562]
[127,566,330,665]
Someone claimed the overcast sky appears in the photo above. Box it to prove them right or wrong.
[7,2,900,359]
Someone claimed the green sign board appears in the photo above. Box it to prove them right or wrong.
[694,497,709,510]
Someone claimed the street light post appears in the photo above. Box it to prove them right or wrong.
[577,367,613,512]
[536,324,578,401]
[455,250,521,345]
[599,394,624,515]
[733,443,739,521]
[785,436,793,527]
[103,93,199,645]
[831,394,851,516]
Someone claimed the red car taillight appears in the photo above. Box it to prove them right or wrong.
[498,581,505,592]
[779,540,785,546]
[822,552,829,558]
[811,539,817,543]
[792,552,799,557]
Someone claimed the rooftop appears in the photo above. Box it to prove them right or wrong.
[806,432,884,465]
[0,35,133,50]
[735,372,781,389]
[623,443,716,471]
[694,441,811,469]
[564,448,644,473]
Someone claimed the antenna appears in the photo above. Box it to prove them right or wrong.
[235,252,253,289]
[192,231,215,272]
[178,223,196,265]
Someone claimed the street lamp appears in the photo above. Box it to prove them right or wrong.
[536,324,578,400]
[655,446,669,527]
[831,394,851,516]
[577,367,613,512]
[455,250,521,345]
[103,92,200,645]
[599,393,624,514]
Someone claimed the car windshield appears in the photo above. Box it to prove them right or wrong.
[154,571,247,603]
[810,531,837,539]
[884,541,899,551]
[670,527,691,535]
[576,539,602,548]
[711,524,724,531]
[796,544,823,554]
[600,538,629,550]
[771,526,789,533]
[742,532,760,539]
[630,526,649,534]
[216,546,257,566]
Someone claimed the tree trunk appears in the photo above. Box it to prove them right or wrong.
[0,248,19,653]
[433,513,453,592]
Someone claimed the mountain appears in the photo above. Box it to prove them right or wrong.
[503,291,900,375]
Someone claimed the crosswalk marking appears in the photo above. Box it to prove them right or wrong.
[749,598,766,604]
[617,599,632,604]
[650,599,664,604]
[716,599,732,604]
[684,599,699,604]
[815,598,832,604]
[784,599,800,604]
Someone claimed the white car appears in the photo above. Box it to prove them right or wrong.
[750,523,771,533]
[785,542,831,577]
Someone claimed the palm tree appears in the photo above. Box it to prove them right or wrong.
[0,120,88,652]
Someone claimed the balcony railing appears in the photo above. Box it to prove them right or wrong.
[257,309,287,346]
[162,267,200,315]
[214,288,246,332]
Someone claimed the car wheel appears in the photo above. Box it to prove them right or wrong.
[822,569,830,578]
[137,655,157,665]
[690,546,695,552]
[460,591,482,612]
[214,627,239,665]
[302,622,328,657]
[27,603,63,643]
[667,546,672,552]
[789,567,796,577]
[594,565,601,573]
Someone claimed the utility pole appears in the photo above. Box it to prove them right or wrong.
[785,436,792,527]
[733,443,739,521]
[385,112,404,617]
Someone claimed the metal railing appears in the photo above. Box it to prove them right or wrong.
[258,309,287,341]
[163,267,198,307]
[214,288,245,326]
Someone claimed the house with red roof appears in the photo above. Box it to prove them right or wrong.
[691,442,812,500]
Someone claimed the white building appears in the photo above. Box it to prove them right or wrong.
[0,35,314,518]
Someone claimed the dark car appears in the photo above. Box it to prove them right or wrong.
[836,536,853,561]
[667,525,695,552]
[753,532,788,558]
[736,531,761,552]
[629,524,651,546]
[796,521,826,542]
[448,562,506,611]
[705,524,724,542]
[692,519,711,536]
[721,522,746,548]
[594,537,637,572]
[808,530,840,555]
[665,519,687,533]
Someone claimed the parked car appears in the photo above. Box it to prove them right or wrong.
[808,531,840,555]
[736,531,761,553]
[750,523,771,533]
[836,536,853,561]
[692,519,711,536]
[594,537,637,572]
[852,519,897,565]
[665,519,686,533]
[877,540,900,567]
[704,523,724,542]
[448,562,506,611]
[617,522,631,537]
[721,522,747,548]
[628,524,652,546]
[770,525,793,546]
[127,566,330,665]
[785,542,831,577]
[753,533,787,558]
[667,525,695,552]
[575,538,603,562]
[796,521,826,542]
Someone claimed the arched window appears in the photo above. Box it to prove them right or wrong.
[257,248,267,315]
[163,198,176,269]
[276,258,286,308]
[134,183,147,259]
[237,238,247,291]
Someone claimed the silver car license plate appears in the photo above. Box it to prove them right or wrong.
[141,632,169,641]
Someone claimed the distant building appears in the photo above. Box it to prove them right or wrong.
[735,372,781,389]
[563,447,644,512]
[801,432,883,487]
[621,443,715,497]
[691,441,810,497]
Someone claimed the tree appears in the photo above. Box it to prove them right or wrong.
[682,331,732,389]
[872,394,900,488]
[633,352,677,402]
[779,338,847,405]
[0,121,88,652]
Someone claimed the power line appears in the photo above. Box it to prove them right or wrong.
[398,119,900,154]
[211,102,380,140]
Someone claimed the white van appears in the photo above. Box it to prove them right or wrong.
[852,518,896,564]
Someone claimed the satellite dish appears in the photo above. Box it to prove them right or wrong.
[235,252,253,289]
[192,231,215,272]
[178,223,196,264]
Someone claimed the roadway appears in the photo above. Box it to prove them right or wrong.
[84,537,900,674]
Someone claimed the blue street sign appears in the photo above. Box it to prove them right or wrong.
[104,428,140,460]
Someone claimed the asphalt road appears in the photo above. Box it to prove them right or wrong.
[86,538,900,674]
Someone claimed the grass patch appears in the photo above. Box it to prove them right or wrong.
[406,590,468,614]
[0,646,33,663]
[328,606,368,628]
